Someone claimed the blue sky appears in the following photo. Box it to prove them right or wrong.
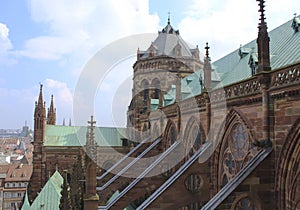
[0,0,299,129]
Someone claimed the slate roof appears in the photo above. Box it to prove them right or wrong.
[44,125,127,147]
[141,21,197,59]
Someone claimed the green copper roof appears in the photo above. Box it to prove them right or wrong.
[159,16,300,108]
[30,171,63,210]
[21,191,31,210]
[44,125,127,147]
[213,16,300,87]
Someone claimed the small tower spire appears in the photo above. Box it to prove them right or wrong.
[204,42,212,92]
[256,0,271,73]
[47,95,56,125]
[37,84,44,107]
[168,12,171,25]
[205,42,210,59]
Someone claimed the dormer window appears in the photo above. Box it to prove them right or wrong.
[174,42,182,57]
[292,14,300,33]
[238,45,251,59]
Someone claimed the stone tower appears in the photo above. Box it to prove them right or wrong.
[47,95,56,125]
[127,17,203,138]
[29,84,47,202]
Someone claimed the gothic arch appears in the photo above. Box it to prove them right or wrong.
[183,116,206,158]
[151,123,160,140]
[163,120,178,149]
[151,78,160,99]
[277,116,300,210]
[213,108,258,191]
[230,193,262,210]
[141,79,149,106]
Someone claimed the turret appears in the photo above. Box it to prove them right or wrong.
[47,95,56,125]
[256,0,271,73]
[204,43,212,92]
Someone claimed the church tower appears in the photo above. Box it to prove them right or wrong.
[47,95,56,125]
[127,17,203,138]
[29,84,47,202]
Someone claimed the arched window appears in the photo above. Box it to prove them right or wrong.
[141,80,149,106]
[151,78,160,99]
[165,122,177,148]
[186,123,205,158]
[219,121,258,187]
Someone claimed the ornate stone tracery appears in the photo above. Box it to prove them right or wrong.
[216,110,260,188]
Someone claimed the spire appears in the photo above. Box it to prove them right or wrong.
[204,42,212,92]
[205,42,210,59]
[86,116,97,162]
[256,0,271,73]
[47,95,56,125]
[168,12,171,25]
[37,84,44,107]
[34,83,46,125]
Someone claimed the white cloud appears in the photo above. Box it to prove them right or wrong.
[23,0,159,62]
[0,23,12,52]
[179,0,300,61]
[44,79,73,107]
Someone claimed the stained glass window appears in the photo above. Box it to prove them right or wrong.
[229,123,249,161]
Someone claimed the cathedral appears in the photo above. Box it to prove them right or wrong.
[26,1,300,209]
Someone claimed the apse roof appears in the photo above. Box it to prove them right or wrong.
[141,20,197,59]
[44,125,126,147]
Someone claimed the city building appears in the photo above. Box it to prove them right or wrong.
[0,164,32,210]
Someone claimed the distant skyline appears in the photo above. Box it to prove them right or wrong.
[0,0,299,129]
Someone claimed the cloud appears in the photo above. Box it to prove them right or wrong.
[44,79,73,108]
[0,22,16,65]
[23,0,159,62]
[179,0,300,61]
[0,23,12,52]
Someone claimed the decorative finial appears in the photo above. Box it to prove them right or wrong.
[205,42,210,58]
[168,12,171,25]
[257,0,266,25]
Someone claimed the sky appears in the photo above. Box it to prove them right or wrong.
[0,0,299,129]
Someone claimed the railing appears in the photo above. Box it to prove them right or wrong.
[137,142,212,210]
[270,65,300,87]
[96,137,162,191]
[98,140,181,210]
[210,77,262,103]
[97,136,152,181]
[201,146,272,210]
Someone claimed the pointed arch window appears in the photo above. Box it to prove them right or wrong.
[141,80,149,107]
[151,78,160,99]
[220,122,258,186]
[187,123,205,158]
